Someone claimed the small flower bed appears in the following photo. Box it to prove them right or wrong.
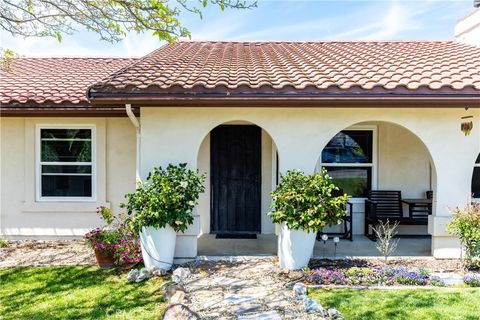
[464,274,480,287]
[307,266,445,287]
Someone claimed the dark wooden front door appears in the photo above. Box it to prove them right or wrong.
[210,125,261,234]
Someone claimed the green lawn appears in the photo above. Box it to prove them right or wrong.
[310,288,480,320]
[0,266,167,320]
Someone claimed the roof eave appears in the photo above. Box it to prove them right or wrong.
[88,93,480,108]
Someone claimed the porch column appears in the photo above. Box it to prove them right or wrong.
[140,109,201,263]
[428,142,478,259]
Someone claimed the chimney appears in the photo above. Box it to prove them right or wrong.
[455,1,480,46]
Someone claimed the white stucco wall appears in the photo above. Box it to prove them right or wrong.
[139,107,480,259]
[455,8,480,47]
[0,117,136,238]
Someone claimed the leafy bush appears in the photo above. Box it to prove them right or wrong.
[464,274,480,287]
[268,168,348,232]
[447,201,480,269]
[122,163,206,233]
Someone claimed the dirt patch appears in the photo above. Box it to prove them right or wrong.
[0,240,96,268]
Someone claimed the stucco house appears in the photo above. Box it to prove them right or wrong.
[1,6,480,262]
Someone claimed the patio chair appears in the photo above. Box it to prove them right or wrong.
[317,189,353,241]
[364,190,404,240]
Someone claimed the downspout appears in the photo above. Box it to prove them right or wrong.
[125,104,141,185]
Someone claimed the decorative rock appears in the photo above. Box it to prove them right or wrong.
[163,283,186,301]
[327,308,344,319]
[136,267,152,282]
[169,291,186,305]
[172,267,191,284]
[126,269,140,283]
[293,282,307,300]
[238,310,282,320]
[162,304,200,320]
[303,297,325,315]
[127,266,167,283]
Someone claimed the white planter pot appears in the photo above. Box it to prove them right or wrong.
[278,223,316,270]
[139,225,176,270]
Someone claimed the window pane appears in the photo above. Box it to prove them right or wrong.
[41,175,92,197]
[41,129,91,162]
[42,165,91,174]
[41,129,91,140]
[322,130,373,163]
[472,167,480,198]
[323,166,372,198]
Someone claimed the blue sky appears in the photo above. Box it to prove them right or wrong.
[0,0,474,57]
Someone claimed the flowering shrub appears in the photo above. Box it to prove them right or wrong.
[464,274,480,287]
[122,163,206,233]
[269,169,348,232]
[113,238,142,265]
[84,207,142,267]
[447,201,480,269]
[307,266,444,287]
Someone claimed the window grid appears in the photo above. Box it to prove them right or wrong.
[320,127,377,199]
[36,126,96,202]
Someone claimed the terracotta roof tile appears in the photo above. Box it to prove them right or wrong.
[89,41,480,95]
[1,58,135,106]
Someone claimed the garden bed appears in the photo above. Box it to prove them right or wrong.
[302,259,480,288]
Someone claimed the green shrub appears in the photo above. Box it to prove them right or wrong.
[122,163,206,233]
[447,201,480,269]
[0,235,8,248]
[268,168,348,232]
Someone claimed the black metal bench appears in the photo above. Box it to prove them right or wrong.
[364,190,428,240]
[318,189,353,241]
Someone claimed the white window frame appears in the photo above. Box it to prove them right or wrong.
[320,125,378,202]
[36,125,96,202]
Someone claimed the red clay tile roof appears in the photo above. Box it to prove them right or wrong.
[89,41,480,98]
[1,58,135,106]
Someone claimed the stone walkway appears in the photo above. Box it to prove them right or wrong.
[184,258,321,320]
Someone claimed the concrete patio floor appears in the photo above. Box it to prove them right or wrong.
[197,234,432,258]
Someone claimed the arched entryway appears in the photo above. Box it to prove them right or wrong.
[196,120,279,254]
[313,121,437,256]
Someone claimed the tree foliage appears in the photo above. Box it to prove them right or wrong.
[0,0,256,43]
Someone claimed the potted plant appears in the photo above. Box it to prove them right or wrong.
[121,163,206,270]
[84,207,142,269]
[269,169,348,270]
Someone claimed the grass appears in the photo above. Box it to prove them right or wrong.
[310,288,480,320]
[0,266,167,320]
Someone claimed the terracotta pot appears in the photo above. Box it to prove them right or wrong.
[94,249,116,269]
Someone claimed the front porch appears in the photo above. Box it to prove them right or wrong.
[197,234,432,258]
[140,107,479,261]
